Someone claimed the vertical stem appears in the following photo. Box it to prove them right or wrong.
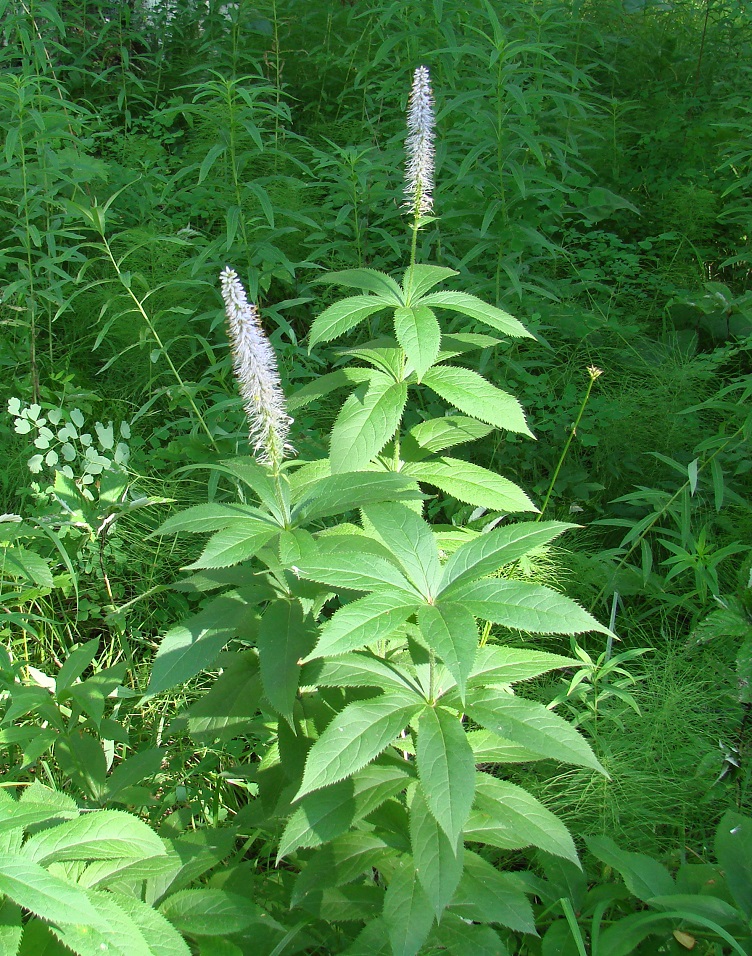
[537,368,601,522]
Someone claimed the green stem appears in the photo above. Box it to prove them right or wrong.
[100,235,219,452]
[537,370,600,522]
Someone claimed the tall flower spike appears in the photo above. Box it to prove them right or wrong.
[220,267,292,470]
[404,65,435,220]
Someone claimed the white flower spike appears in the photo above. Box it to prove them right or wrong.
[219,267,292,469]
[405,65,435,221]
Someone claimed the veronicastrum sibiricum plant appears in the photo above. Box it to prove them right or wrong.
[147,65,612,955]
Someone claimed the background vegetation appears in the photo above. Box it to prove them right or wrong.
[1,0,751,953]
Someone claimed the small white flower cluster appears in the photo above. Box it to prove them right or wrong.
[219,267,292,469]
[405,65,435,220]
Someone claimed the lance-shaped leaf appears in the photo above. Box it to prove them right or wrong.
[384,861,436,956]
[293,543,420,597]
[148,591,255,695]
[405,457,536,513]
[394,305,441,381]
[158,888,262,937]
[416,707,475,845]
[440,521,575,595]
[451,850,535,933]
[22,810,166,866]
[258,600,317,726]
[408,416,493,455]
[291,832,396,906]
[292,471,422,524]
[422,366,533,437]
[330,377,408,474]
[466,689,606,774]
[295,693,422,800]
[363,503,442,600]
[171,652,261,743]
[418,603,478,702]
[410,786,463,920]
[319,268,404,299]
[402,265,459,302]
[185,517,278,570]
[288,367,375,412]
[464,772,578,863]
[310,295,393,348]
[278,764,410,859]
[301,652,420,695]
[0,854,102,928]
[419,290,533,339]
[467,645,578,688]
[303,589,421,662]
[449,578,611,636]
[154,503,269,537]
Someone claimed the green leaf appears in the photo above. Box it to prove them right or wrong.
[55,639,99,695]
[0,854,101,927]
[16,919,69,956]
[410,786,463,920]
[212,459,282,516]
[109,893,191,956]
[715,811,752,917]
[171,653,262,743]
[465,773,578,863]
[288,368,374,412]
[158,889,261,937]
[408,416,493,454]
[23,810,166,865]
[330,378,408,474]
[363,503,442,599]
[433,913,509,956]
[405,457,536,513]
[319,268,404,300]
[467,728,542,764]
[291,832,395,905]
[384,861,435,956]
[278,764,410,859]
[303,590,420,662]
[467,690,606,774]
[295,693,422,799]
[416,707,475,845]
[148,591,255,695]
[419,291,533,339]
[450,579,611,636]
[586,835,675,902]
[595,912,674,956]
[50,888,153,956]
[422,366,533,436]
[258,600,317,725]
[293,542,419,596]
[440,521,575,595]
[292,471,421,524]
[418,603,478,702]
[468,645,578,688]
[394,306,441,381]
[301,652,419,694]
[0,899,22,956]
[310,295,392,348]
[156,503,268,537]
[402,265,459,301]
[185,518,278,569]
[451,850,535,933]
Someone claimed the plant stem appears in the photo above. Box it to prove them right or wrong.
[100,235,219,452]
[537,367,602,522]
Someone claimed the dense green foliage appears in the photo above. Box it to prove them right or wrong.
[1,0,751,953]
